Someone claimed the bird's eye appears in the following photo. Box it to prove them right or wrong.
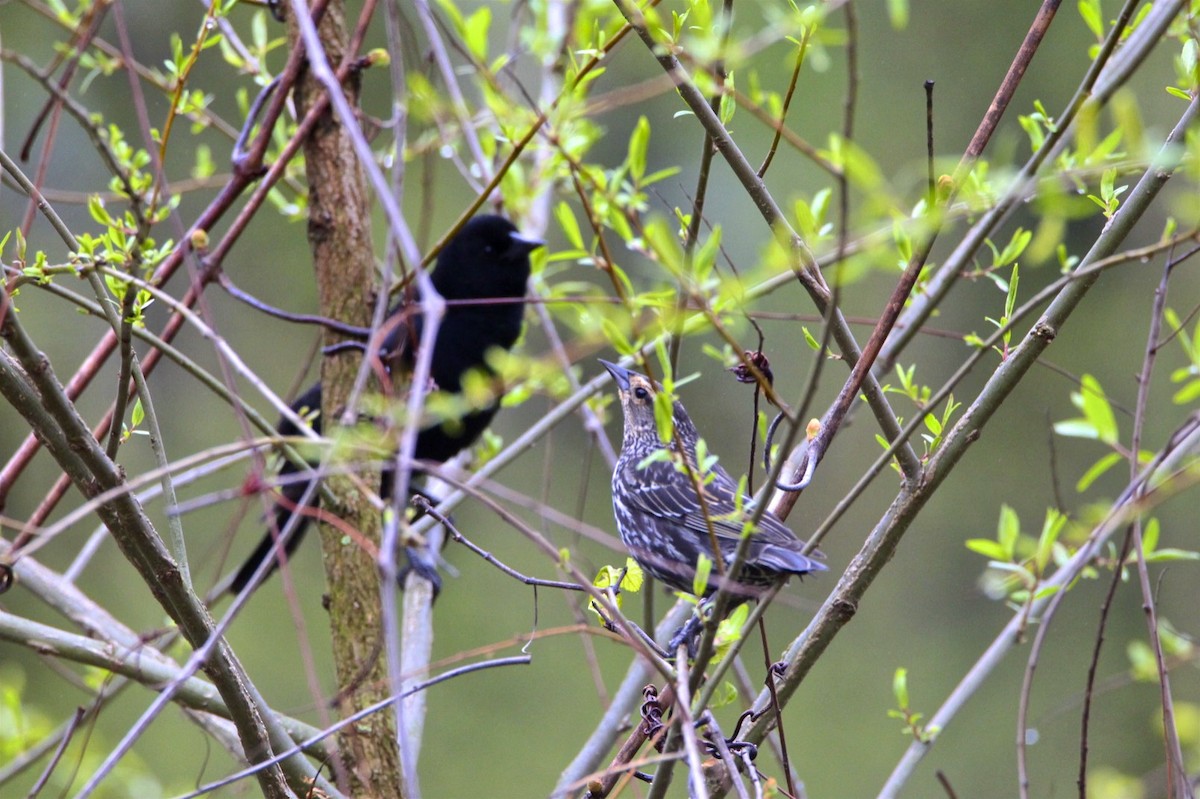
[633,386,649,400]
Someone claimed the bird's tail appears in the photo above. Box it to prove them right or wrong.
[229,453,317,594]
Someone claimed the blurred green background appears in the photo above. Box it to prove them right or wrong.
[2,1,1198,797]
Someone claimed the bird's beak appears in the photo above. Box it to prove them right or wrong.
[509,231,545,254]
[599,359,631,390]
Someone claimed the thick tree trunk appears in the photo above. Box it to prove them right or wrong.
[287,2,402,796]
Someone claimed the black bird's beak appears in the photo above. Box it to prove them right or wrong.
[509,231,545,255]
[599,359,631,390]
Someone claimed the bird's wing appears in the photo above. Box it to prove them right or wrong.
[622,458,790,543]
[620,456,825,576]
[702,465,826,573]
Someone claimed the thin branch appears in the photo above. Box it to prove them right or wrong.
[731,93,1200,796]
[1124,248,1192,798]
[881,0,1168,370]
[0,610,331,757]
[0,320,297,798]
[169,655,532,799]
[757,29,810,178]
[879,415,1200,799]
[610,0,921,490]
[411,496,586,592]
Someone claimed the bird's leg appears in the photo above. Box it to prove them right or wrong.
[399,544,443,597]
[666,602,707,657]
[397,485,445,597]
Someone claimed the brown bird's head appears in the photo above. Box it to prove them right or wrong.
[599,360,701,459]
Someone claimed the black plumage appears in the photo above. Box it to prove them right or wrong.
[231,215,542,594]
[601,360,825,598]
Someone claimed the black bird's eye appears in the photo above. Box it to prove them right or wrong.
[634,386,649,400]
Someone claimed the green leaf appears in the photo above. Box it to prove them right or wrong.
[886,0,908,29]
[463,6,492,60]
[723,602,749,632]
[692,553,712,598]
[794,197,816,238]
[643,218,685,278]
[1035,509,1065,572]
[1127,640,1157,682]
[1077,0,1103,39]
[923,412,942,437]
[621,557,645,593]
[825,134,884,190]
[1157,621,1194,658]
[554,202,584,250]
[1078,374,1118,444]
[1056,374,1119,445]
[592,561,642,610]
[435,0,464,31]
[1076,451,1122,492]
[692,226,722,282]
[997,228,1032,267]
[1032,585,1062,600]
[892,219,912,261]
[718,82,736,126]
[892,667,909,708]
[1053,419,1099,439]
[88,195,114,227]
[1181,38,1198,84]
[1172,380,1200,405]
[192,144,215,180]
[713,602,749,659]
[627,116,650,182]
[1004,263,1019,319]
[1143,548,1200,562]
[600,317,634,355]
[593,564,623,590]
[1101,167,1115,201]
[636,448,671,471]
[997,504,1020,560]
[1019,113,1046,153]
[966,538,1010,561]
[1142,517,1159,552]
[653,390,674,445]
[642,166,682,187]
[709,680,739,709]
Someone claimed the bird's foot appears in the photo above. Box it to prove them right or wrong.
[399,545,443,599]
[398,488,453,599]
[666,612,705,658]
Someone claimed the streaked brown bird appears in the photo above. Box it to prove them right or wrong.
[601,360,825,598]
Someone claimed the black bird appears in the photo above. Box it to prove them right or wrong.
[601,360,825,598]
[231,215,543,594]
